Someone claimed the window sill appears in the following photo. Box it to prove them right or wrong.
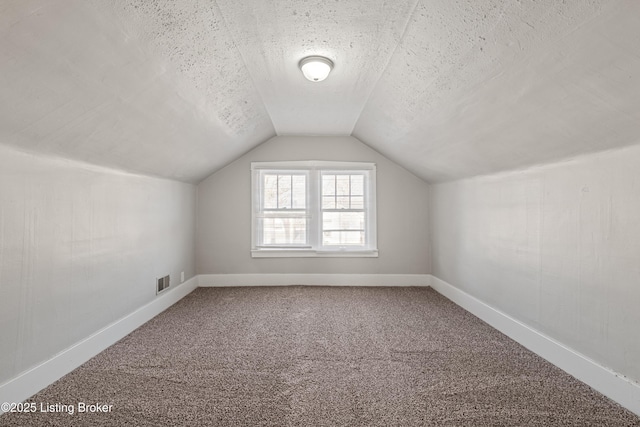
[251,249,379,258]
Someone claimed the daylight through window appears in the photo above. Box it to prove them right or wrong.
[251,161,377,257]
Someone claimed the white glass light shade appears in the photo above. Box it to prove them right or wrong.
[299,56,334,82]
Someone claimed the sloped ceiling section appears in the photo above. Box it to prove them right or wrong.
[1,1,640,183]
[355,0,640,182]
[0,0,274,183]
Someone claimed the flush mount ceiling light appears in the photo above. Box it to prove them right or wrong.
[299,56,334,82]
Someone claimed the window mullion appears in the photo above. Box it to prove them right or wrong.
[276,174,280,209]
[309,169,320,250]
[349,174,352,209]
[333,174,338,206]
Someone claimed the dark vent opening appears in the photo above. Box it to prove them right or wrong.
[157,275,170,294]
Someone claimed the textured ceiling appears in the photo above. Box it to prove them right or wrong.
[1,0,639,183]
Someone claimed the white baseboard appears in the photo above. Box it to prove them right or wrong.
[0,277,198,415]
[198,273,430,287]
[429,274,640,417]
[5,274,637,418]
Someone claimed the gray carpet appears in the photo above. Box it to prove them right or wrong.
[2,286,638,426]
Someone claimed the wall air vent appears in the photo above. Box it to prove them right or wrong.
[157,275,170,295]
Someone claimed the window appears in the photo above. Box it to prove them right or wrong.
[252,161,377,257]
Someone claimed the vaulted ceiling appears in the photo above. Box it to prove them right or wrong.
[1,1,639,183]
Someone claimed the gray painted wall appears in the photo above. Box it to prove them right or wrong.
[196,136,430,274]
[429,144,640,385]
[0,144,196,385]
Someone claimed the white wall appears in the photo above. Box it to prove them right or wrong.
[429,144,640,385]
[197,136,430,274]
[0,144,196,386]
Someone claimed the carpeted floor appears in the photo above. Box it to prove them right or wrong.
[2,286,639,426]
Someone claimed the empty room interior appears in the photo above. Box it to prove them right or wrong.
[1,0,640,425]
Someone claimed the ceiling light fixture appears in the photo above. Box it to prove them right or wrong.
[299,56,334,82]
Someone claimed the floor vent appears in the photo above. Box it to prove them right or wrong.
[157,275,170,294]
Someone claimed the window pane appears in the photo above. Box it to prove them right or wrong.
[350,196,364,210]
[322,175,335,196]
[262,217,306,245]
[336,196,350,209]
[278,175,291,208]
[323,231,365,246]
[323,212,365,230]
[336,175,350,196]
[263,174,278,209]
[292,175,306,209]
[322,196,335,209]
[351,175,364,196]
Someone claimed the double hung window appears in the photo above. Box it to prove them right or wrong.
[251,161,377,257]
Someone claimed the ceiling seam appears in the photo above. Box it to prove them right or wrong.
[348,0,422,136]
[353,0,512,148]
[210,0,278,137]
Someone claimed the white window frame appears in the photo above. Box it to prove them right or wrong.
[251,160,378,258]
